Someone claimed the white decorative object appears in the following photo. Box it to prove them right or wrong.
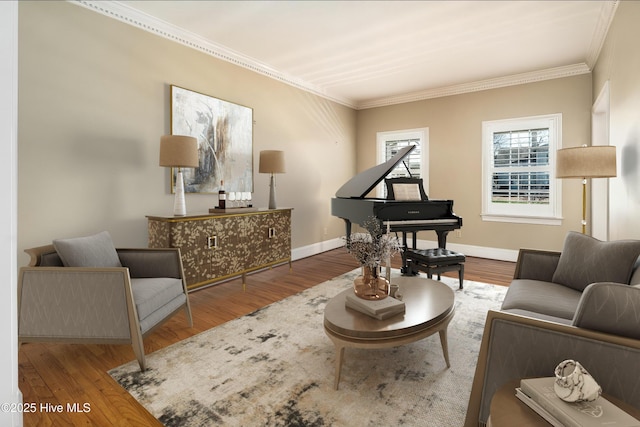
[553,359,602,403]
[173,170,187,216]
[159,135,199,216]
[389,284,400,298]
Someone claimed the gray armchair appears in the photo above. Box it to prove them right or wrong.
[18,240,193,371]
[464,307,640,427]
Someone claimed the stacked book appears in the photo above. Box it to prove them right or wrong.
[345,292,405,320]
[516,377,640,427]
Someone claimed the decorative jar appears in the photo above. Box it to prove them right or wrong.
[353,265,390,300]
[553,359,602,402]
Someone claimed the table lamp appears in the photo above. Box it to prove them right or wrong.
[160,135,199,216]
[556,145,616,234]
[259,150,286,209]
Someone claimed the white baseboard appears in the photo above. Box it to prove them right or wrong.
[410,239,519,262]
[291,237,518,263]
[292,237,344,261]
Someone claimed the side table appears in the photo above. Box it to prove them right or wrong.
[489,379,640,427]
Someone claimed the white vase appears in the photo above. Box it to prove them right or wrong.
[553,359,602,402]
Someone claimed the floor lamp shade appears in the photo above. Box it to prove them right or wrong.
[556,145,616,234]
[259,150,286,209]
[159,135,199,216]
[556,146,617,179]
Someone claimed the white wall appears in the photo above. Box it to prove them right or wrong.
[1,2,22,425]
[593,1,640,241]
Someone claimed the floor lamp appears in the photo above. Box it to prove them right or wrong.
[259,150,286,209]
[159,135,199,216]
[556,145,616,234]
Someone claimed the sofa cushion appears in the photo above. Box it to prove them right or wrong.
[551,231,640,292]
[53,231,122,268]
[130,277,185,322]
[500,279,582,321]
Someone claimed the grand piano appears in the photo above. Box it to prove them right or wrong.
[331,145,462,266]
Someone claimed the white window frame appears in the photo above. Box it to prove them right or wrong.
[376,128,429,198]
[481,114,562,225]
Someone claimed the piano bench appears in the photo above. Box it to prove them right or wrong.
[404,248,465,289]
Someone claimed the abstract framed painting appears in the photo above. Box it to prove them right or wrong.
[170,85,253,194]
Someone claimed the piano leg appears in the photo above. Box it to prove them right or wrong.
[401,231,418,275]
[436,230,450,249]
[342,219,352,247]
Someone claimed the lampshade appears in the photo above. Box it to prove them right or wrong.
[259,150,286,174]
[556,146,617,178]
[159,135,199,168]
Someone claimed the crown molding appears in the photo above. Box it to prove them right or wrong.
[71,0,612,112]
[585,0,619,68]
[356,64,592,110]
[71,0,357,109]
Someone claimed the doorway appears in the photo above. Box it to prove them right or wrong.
[591,81,611,240]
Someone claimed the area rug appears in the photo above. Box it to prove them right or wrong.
[109,270,507,426]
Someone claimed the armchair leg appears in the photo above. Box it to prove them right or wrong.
[184,303,194,328]
[131,331,147,371]
[181,278,194,328]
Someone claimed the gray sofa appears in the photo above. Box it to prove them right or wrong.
[500,231,640,325]
[465,232,640,427]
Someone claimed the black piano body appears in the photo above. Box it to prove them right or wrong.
[331,197,461,248]
[330,145,463,267]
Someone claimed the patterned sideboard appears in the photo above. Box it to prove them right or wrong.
[147,208,292,291]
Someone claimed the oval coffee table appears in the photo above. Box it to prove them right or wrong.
[323,275,455,389]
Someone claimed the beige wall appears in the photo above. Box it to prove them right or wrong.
[592,0,640,241]
[19,1,639,266]
[18,1,356,265]
[357,75,592,253]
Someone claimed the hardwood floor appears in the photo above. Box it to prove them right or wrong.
[18,248,515,426]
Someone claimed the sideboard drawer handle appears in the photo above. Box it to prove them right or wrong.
[207,235,218,249]
[268,227,276,239]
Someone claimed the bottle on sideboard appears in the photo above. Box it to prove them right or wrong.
[218,180,226,209]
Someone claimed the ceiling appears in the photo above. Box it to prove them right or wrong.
[87,1,617,109]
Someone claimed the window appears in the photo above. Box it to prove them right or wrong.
[376,128,429,198]
[481,114,562,225]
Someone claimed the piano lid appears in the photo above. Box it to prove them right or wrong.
[335,145,416,198]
